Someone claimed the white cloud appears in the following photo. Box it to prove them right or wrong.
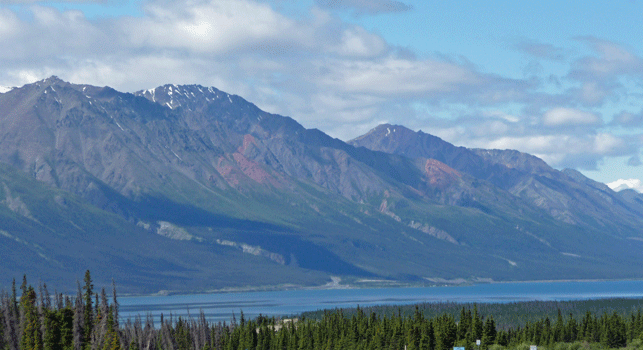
[607,179,643,193]
[318,56,479,95]
[483,110,520,123]
[543,108,601,127]
[331,26,387,57]
[574,38,643,77]
[0,8,20,36]
[122,0,299,54]
[117,0,388,59]
[449,132,627,169]
[592,133,626,155]
[485,135,567,155]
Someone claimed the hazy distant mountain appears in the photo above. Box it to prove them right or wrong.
[0,77,642,293]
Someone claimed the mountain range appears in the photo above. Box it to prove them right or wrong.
[0,76,642,294]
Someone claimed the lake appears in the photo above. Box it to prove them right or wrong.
[118,280,643,323]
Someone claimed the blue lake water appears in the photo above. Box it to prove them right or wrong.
[118,280,643,323]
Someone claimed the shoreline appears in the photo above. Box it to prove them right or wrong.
[119,277,643,298]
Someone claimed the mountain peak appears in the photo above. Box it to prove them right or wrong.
[33,76,69,89]
[135,84,234,110]
[12,76,87,97]
[349,123,455,162]
[353,124,414,141]
[44,75,64,83]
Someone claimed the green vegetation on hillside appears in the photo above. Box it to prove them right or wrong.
[301,299,643,330]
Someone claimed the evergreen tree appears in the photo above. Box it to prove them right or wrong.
[58,307,74,350]
[553,309,564,342]
[19,285,42,350]
[565,313,578,342]
[472,306,483,341]
[102,307,120,350]
[495,331,508,347]
[542,317,552,345]
[42,308,61,350]
[481,316,496,349]
[434,314,457,350]
[457,308,471,342]
[601,312,626,349]
[420,320,435,350]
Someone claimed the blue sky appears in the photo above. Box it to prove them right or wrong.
[0,0,642,188]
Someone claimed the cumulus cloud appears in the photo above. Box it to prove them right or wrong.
[543,108,601,127]
[571,37,643,78]
[112,0,394,61]
[0,6,114,63]
[607,178,643,193]
[563,37,643,106]
[0,1,641,176]
[121,0,301,55]
[0,8,20,37]
[318,57,480,95]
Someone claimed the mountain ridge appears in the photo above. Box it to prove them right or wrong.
[350,123,643,231]
[0,77,641,293]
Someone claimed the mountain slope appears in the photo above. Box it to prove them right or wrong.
[350,124,643,236]
[0,78,642,292]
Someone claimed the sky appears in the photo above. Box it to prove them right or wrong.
[0,0,642,187]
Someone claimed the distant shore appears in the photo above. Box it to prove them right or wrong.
[121,276,643,298]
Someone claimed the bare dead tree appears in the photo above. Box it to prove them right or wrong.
[72,282,84,350]
[1,290,19,350]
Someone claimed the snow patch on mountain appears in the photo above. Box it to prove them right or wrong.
[0,86,13,93]
[607,178,643,193]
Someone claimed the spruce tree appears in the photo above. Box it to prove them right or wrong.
[19,286,42,350]
[482,316,496,348]
[457,308,471,342]
[42,308,61,350]
[472,306,483,341]
[553,309,564,342]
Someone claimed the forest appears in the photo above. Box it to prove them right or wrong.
[3,272,643,350]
